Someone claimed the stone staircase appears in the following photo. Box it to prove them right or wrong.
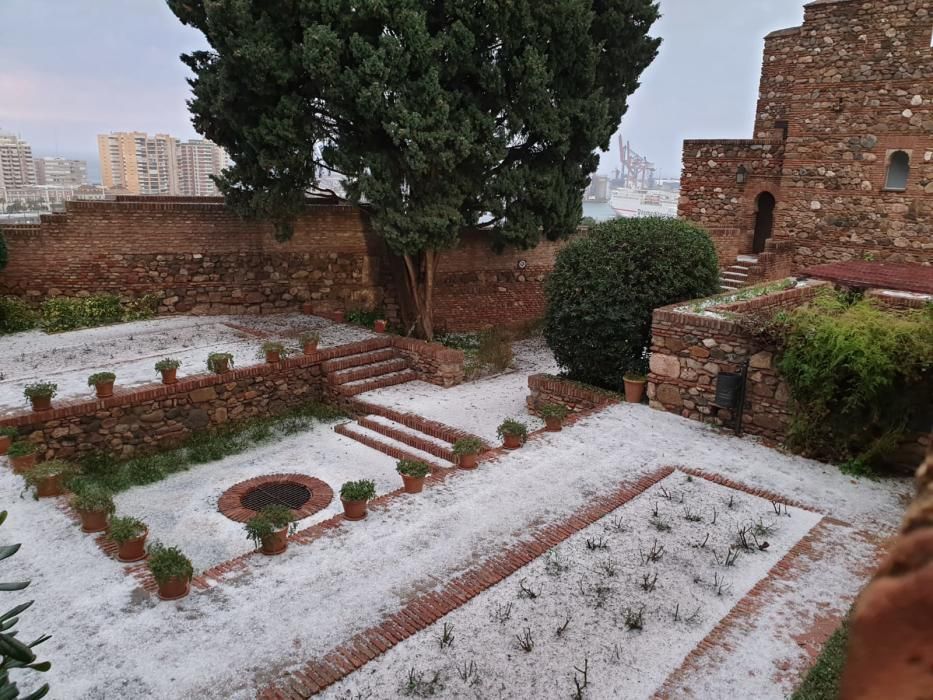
[334,400,488,470]
[720,254,759,292]
[322,342,417,397]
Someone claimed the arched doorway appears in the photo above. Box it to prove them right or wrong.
[752,192,776,254]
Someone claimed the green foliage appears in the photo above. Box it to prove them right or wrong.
[340,480,376,503]
[38,294,156,333]
[24,460,72,487]
[68,402,343,495]
[0,297,38,335]
[108,516,147,544]
[259,341,286,355]
[497,419,528,441]
[206,352,234,373]
[0,511,52,700]
[476,329,514,372]
[624,372,648,382]
[154,358,181,372]
[299,331,320,346]
[169,0,661,337]
[244,505,295,548]
[396,460,431,479]
[544,217,719,389]
[778,294,933,471]
[86,372,115,387]
[346,309,382,329]
[0,428,18,440]
[538,403,569,420]
[146,542,194,585]
[6,442,35,458]
[791,617,849,700]
[22,383,56,400]
[451,437,484,457]
[69,483,115,514]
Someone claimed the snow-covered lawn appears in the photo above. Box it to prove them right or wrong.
[323,470,821,700]
[0,313,374,415]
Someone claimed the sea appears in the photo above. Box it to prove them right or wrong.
[582,201,618,222]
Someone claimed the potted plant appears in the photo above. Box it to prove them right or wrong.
[260,341,288,364]
[147,542,194,600]
[452,437,484,469]
[23,382,57,412]
[7,441,37,473]
[244,505,296,556]
[497,418,528,450]
[155,358,181,385]
[396,460,431,494]
[539,403,570,432]
[623,372,648,404]
[300,331,321,355]
[374,319,388,333]
[301,301,314,315]
[340,479,376,521]
[88,371,116,399]
[207,352,234,374]
[109,516,149,562]
[0,427,17,456]
[333,310,346,323]
[24,459,71,498]
[70,483,115,533]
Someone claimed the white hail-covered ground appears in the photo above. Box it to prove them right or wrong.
[0,314,374,415]
[0,328,911,699]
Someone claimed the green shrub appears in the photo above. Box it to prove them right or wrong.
[147,542,194,584]
[346,308,382,328]
[497,418,528,441]
[7,441,35,458]
[244,505,296,548]
[396,460,431,478]
[544,217,719,390]
[778,294,933,471]
[37,293,156,333]
[259,341,289,358]
[154,358,181,372]
[24,460,72,487]
[109,516,147,544]
[70,484,115,514]
[0,296,38,334]
[0,427,18,440]
[206,352,234,373]
[299,331,320,346]
[340,479,376,502]
[23,383,57,400]
[538,403,569,420]
[476,328,514,372]
[452,437,484,456]
[87,372,115,387]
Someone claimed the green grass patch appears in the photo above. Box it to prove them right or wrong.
[792,617,849,700]
[68,402,344,495]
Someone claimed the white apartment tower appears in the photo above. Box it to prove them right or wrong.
[176,139,229,196]
[34,157,88,187]
[97,132,179,195]
[0,131,38,189]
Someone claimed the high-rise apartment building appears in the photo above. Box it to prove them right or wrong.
[34,157,88,187]
[0,131,38,189]
[97,132,179,195]
[176,139,230,196]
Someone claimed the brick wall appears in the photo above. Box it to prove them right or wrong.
[526,374,620,415]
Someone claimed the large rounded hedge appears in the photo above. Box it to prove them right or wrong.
[544,217,719,390]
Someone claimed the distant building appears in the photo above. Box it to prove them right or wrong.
[176,139,229,196]
[97,132,179,195]
[586,175,610,202]
[34,157,88,187]
[0,183,106,213]
[0,131,37,189]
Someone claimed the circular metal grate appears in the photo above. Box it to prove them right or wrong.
[240,482,311,512]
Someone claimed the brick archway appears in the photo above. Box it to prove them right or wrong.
[218,473,334,523]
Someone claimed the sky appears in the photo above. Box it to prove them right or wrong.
[0,0,807,183]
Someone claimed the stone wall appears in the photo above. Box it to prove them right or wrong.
[679,0,933,273]
[526,374,620,415]
[393,337,465,387]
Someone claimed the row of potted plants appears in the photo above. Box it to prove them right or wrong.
[301,303,390,333]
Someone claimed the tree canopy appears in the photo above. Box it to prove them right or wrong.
[169,0,661,337]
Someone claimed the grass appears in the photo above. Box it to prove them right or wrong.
[791,617,849,700]
[68,401,344,495]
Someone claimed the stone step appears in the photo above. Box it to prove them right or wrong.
[335,369,417,397]
[320,347,397,373]
[350,399,489,449]
[334,422,453,471]
[357,415,457,462]
[736,254,759,264]
[720,284,739,292]
[724,267,749,277]
[329,358,410,385]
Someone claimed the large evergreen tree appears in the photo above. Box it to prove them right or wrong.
[169,0,660,338]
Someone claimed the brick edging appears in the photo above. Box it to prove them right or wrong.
[257,467,676,699]
[217,474,334,523]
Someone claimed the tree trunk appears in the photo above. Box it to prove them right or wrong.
[401,250,439,340]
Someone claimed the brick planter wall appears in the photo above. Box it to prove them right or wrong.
[392,337,464,387]
[526,374,620,415]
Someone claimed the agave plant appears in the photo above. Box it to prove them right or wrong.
[0,510,51,699]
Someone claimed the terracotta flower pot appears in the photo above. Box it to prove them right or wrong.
[401,473,426,494]
[30,396,52,412]
[623,378,647,404]
[78,508,109,533]
[35,474,63,498]
[160,368,178,385]
[156,575,190,601]
[265,351,281,364]
[374,319,387,333]
[303,341,319,355]
[301,302,314,315]
[341,498,368,521]
[503,434,523,450]
[458,453,479,470]
[545,416,563,432]
[95,381,114,399]
[9,453,36,474]
[0,436,10,455]
[117,531,148,563]
[260,527,289,556]
[213,358,230,373]
[333,310,346,323]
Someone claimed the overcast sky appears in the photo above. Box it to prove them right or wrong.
[0,0,806,182]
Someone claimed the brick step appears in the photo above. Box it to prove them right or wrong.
[334,423,453,470]
[724,268,749,278]
[335,369,417,397]
[350,399,489,449]
[357,415,457,462]
[320,347,397,373]
[736,254,759,264]
[328,358,410,385]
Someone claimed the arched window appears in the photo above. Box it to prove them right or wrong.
[884,151,910,191]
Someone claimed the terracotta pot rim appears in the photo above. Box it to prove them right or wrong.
[77,508,110,533]
[116,530,149,562]
[156,577,191,601]
[260,527,289,556]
